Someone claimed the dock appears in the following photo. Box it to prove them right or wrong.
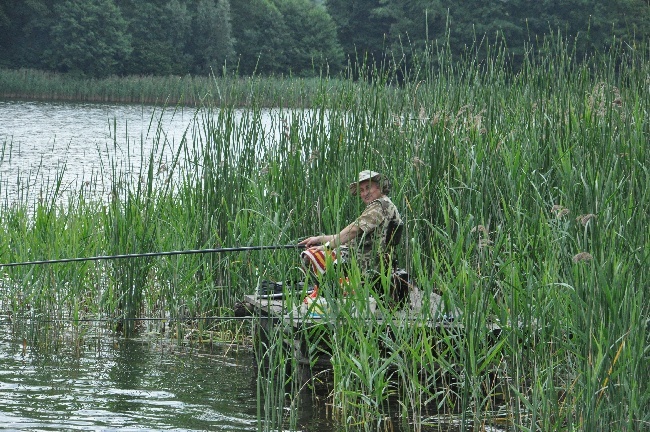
[241,288,471,367]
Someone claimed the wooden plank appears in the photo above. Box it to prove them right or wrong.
[243,294,286,316]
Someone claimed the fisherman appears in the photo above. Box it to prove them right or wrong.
[299,170,403,287]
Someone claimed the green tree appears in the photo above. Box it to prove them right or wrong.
[271,0,344,76]
[230,0,288,75]
[0,0,56,69]
[367,0,447,80]
[164,0,193,71]
[380,0,446,48]
[0,2,12,66]
[581,0,650,51]
[325,0,395,66]
[46,0,131,77]
[508,0,650,60]
[0,3,9,38]
[190,0,234,75]
[118,0,192,75]
[2,0,650,78]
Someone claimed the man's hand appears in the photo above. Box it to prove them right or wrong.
[298,235,331,248]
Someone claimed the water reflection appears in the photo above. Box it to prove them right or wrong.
[0,321,259,431]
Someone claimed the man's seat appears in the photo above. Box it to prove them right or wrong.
[379,219,411,308]
[383,219,404,270]
[385,219,404,249]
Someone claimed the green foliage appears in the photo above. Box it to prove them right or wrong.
[323,0,650,76]
[229,0,288,75]
[271,0,344,77]
[119,0,192,75]
[325,0,395,67]
[0,0,56,70]
[2,0,650,78]
[190,0,234,75]
[46,0,131,77]
[0,3,10,31]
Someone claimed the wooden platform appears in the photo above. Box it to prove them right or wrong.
[243,288,459,328]
[242,288,467,366]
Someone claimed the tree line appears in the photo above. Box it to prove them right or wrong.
[0,0,648,79]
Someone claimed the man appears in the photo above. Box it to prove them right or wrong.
[299,170,403,278]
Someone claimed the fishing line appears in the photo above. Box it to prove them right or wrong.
[2,315,260,325]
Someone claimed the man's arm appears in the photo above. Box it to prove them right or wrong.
[330,222,361,247]
[298,222,361,248]
[299,201,383,248]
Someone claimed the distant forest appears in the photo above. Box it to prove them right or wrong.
[1,0,649,78]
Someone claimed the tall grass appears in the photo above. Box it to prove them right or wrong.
[1,33,649,431]
[0,68,352,108]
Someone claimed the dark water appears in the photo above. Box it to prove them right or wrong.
[0,323,255,430]
[0,319,339,431]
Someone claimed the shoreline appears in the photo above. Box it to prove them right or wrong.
[0,68,343,108]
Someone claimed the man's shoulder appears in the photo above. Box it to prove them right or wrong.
[359,196,401,225]
[360,200,383,218]
[376,196,401,217]
[362,198,389,216]
[369,195,394,209]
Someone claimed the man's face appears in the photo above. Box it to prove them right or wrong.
[358,180,382,205]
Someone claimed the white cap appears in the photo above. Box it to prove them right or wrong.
[349,170,383,195]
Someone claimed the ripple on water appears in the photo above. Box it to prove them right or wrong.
[0,326,259,431]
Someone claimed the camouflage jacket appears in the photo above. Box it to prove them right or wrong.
[347,195,402,275]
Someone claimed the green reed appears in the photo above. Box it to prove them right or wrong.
[0,67,350,108]
[1,33,649,431]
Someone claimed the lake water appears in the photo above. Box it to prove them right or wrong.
[0,100,338,431]
[0,320,255,431]
[0,100,188,205]
[0,317,339,431]
[0,100,301,206]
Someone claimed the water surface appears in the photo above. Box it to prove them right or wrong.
[0,100,312,206]
[0,320,260,431]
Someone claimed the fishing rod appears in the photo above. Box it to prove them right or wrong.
[0,244,306,268]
